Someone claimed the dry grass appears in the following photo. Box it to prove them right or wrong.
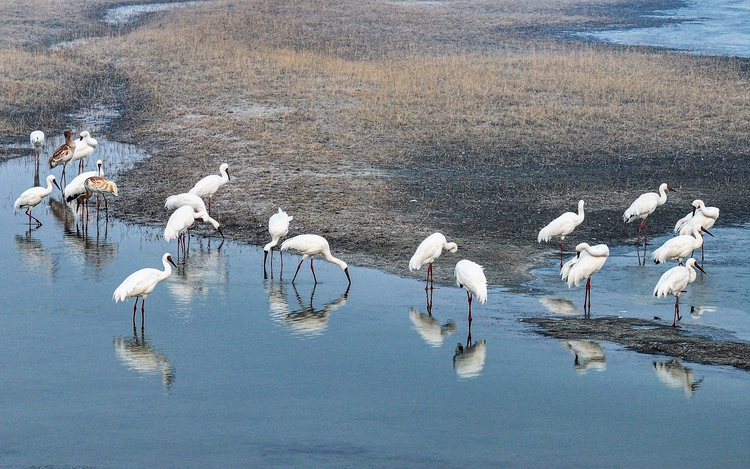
[1,0,749,284]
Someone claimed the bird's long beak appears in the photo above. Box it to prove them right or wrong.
[263,249,268,267]
[701,226,715,237]
[217,226,224,238]
[691,205,697,215]
[167,255,178,268]
[53,179,61,191]
[344,267,351,286]
[668,186,677,192]
[695,262,707,275]
[227,170,231,181]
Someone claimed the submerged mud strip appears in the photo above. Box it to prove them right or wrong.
[521,316,750,371]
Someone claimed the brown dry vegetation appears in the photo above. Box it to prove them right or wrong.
[1,0,749,286]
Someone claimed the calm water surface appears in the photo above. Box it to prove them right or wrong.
[1,134,749,467]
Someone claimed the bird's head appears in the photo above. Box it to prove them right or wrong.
[52,177,61,192]
[344,266,351,286]
[167,255,177,268]
[667,185,677,192]
[700,226,714,237]
[217,226,224,238]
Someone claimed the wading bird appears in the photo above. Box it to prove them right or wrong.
[560,243,609,313]
[653,258,705,327]
[188,163,230,213]
[674,200,720,261]
[623,183,676,250]
[409,232,458,290]
[454,259,487,323]
[264,208,293,270]
[164,192,208,213]
[30,130,45,158]
[70,130,98,173]
[48,130,76,186]
[113,253,177,328]
[14,174,61,227]
[75,176,119,213]
[281,234,351,285]
[538,200,585,266]
[164,206,223,258]
[652,224,713,265]
[64,159,103,203]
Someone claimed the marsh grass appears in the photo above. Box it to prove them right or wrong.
[1,0,748,283]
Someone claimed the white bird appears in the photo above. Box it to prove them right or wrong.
[674,200,720,261]
[164,205,223,258]
[623,183,676,247]
[164,192,207,212]
[538,200,585,266]
[454,259,487,322]
[409,232,458,290]
[561,243,609,313]
[70,130,98,173]
[30,130,45,158]
[64,159,103,202]
[14,174,61,227]
[652,224,713,265]
[653,258,705,327]
[113,252,177,328]
[188,162,230,213]
[264,208,294,269]
[48,130,77,186]
[280,234,351,285]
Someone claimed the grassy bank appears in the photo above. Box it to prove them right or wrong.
[1,0,749,285]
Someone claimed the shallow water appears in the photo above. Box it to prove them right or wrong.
[575,0,750,58]
[1,131,748,467]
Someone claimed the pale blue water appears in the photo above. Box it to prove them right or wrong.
[576,0,750,57]
[1,129,748,468]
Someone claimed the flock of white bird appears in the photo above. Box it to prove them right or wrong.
[535,184,719,327]
[15,130,720,331]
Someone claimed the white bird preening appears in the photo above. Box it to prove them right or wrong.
[454,259,487,323]
[623,183,676,253]
[538,200,585,267]
[674,200,720,261]
[409,232,458,291]
[653,258,706,327]
[113,253,177,329]
[30,130,45,158]
[14,174,61,227]
[560,243,609,313]
[164,192,208,213]
[70,130,98,173]
[188,162,230,213]
[264,208,293,270]
[280,234,351,286]
[164,205,223,258]
[48,130,77,186]
[652,224,713,265]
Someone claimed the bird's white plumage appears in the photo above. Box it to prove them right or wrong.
[409,232,458,270]
[30,131,45,156]
[113,253,175,302]
[264,208,293,252]
[14,175,59,212]
[70,130,97,168]
[164,193,207,213]
[281,234,348,271]
[64,159,103,201]
[560,243,609,287]
[538,200,585,243]
[675,199,719,235]
[652,224,710,264]
[623,183,674,223]
[653,258,701,300]
[189,163,230,198]
[454,259,487,304]
[165,205,203,241]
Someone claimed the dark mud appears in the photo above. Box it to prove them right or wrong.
[522,316,750,370]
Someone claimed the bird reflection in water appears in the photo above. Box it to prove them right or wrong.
[539,297,580,316]
[14,234,57,281]
[113,331,175,390]
[690,305,716,319]
[48,196,118,280]
[408,307,456,347]
[167,238,227,319]
[653,360,704,396]
[562,340,607,373]
[453,317,487,378]
[265,279,349,338]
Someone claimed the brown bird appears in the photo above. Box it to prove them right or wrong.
[76,176,119,213]
[48,130,77,187]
